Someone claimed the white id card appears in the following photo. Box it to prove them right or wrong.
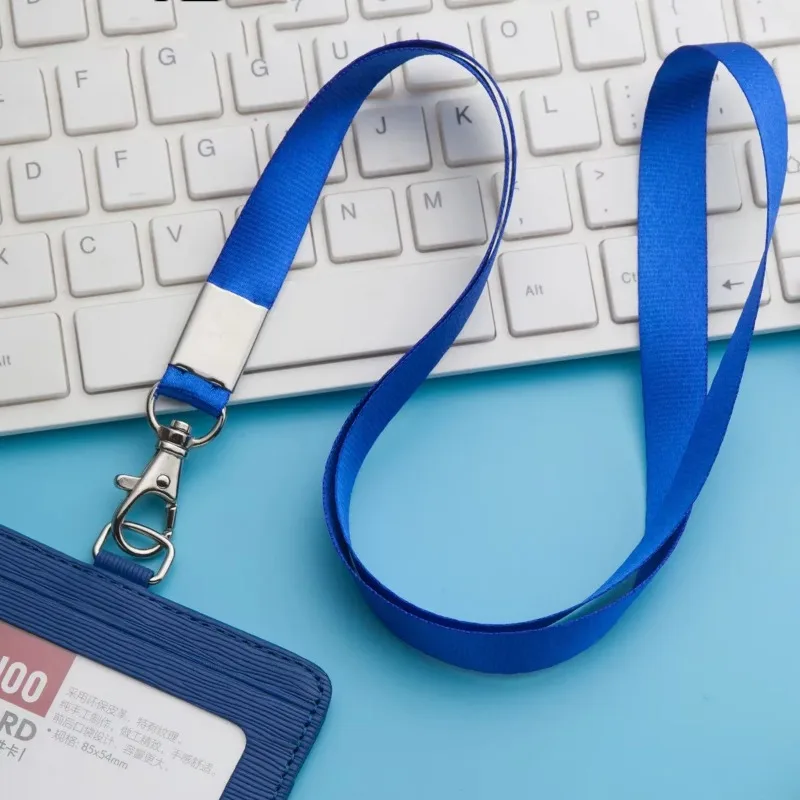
[0,620,246,798]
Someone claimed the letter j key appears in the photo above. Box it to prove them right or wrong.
[353,106,432,177]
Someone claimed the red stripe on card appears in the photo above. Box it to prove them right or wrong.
[0,621,76,718]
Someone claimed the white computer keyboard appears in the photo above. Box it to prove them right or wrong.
[0,0,798,435]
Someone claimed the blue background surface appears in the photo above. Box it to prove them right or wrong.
[2,335,799,798]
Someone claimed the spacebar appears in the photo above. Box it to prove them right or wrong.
[74,259,495,393]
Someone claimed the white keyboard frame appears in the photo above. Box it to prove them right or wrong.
[0,0,797,435]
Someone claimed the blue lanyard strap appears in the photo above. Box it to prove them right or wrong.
[156,42,514,417]
[155,42,787,674]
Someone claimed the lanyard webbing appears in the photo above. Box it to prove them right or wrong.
[153,42,787,673]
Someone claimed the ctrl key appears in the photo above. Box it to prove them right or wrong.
[0,314,69,405]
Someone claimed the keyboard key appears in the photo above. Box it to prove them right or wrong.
[0,234,55,308]
[650,0,728,57]
[360,0,431,18]
[98,0,176,35]
[494,167,572,241]
[232,36,306,113]
[482,10,561,81]
[227,0,286,6]
[243,215,314,269]
[500,245,598,336]
[776,212,800,300]
[248,259,495,369]
[438,95,505,167]
[57,49,136,135]
[142,45,222,124]
[10,146,88,222]
[605,71,655,145]
[578,157,639,229]
[779,256,800,301]
[76,295,196,392]
[775,213,800,258]
[708,66,756,133]
[445,0,512,6]
[567,0,645,70]
[408,177,487,251]
[64,222,142,297]
[11,0,87,46]
[735,0,800,47]
[775,54,800,122]
[579,145,740,229]
[522,83,600,155]
[702,148,741,212]
[152,210,225,285]
[182,127,259,200]
[0,60,51,144]
[353,105,431,177]
[707,215,771,310]
[747,130,800,207]
[75,261,494,390]
[600,236,640,323]
[315,31,392,97]
[401,20,475,91]
[235,205,316,268]
[268,121,346,183]
[323,188,402,262]
[96,136,175,211]
[292,227,317,269]
[0,314,68,405]
[709,262,770,311]
[274,0,348,30]
[710,211,771,267]
[669,145,737,212]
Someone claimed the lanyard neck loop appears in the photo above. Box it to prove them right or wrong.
[95,42,788,674]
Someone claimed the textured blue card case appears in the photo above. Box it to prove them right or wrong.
[0,524,331,798]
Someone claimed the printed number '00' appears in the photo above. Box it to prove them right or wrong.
[0,656,47,704]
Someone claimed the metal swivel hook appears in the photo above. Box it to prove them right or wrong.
[93,386,226,585]
[110,418,192,558]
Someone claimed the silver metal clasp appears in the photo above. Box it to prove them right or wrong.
[111,417,191,556]
[93,386,226,585]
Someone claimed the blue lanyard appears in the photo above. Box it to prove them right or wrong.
[139,42,788,674]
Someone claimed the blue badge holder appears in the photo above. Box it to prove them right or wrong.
[0,523,331,798]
